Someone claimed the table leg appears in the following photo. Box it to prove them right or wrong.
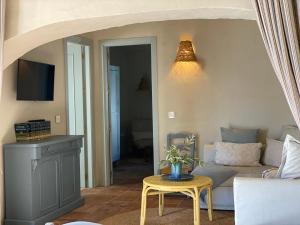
[193,191,196,224]
[140,185,148,225]
[207,185,213,221]
[159,193,164,216]
[194,187,200,225]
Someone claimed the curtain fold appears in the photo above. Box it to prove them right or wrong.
[0,0,5,100]
[252,0,300,128]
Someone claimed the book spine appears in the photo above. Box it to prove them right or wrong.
[15,123,31,141]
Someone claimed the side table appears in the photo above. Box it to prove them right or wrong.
[140,175,213,225]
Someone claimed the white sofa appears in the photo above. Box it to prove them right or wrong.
[234,177,300,225]
[195,144,273,210]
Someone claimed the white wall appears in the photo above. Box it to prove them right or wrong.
[5,0,254,39]
[91,19,295,185]
[4,0,255,69]
[0,40,67,223]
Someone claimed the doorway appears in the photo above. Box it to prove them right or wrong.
[101,37,159,185]
[65,37,94,188]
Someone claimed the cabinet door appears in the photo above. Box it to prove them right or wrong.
[60,150,80,206]
[32,154,60,217]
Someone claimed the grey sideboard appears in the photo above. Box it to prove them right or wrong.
[4,135,84,225]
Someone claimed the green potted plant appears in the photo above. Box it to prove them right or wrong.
[161,135,195,179]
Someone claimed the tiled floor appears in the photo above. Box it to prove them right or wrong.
[54,158,234,225]
[113,156,153,185]
[55,156,156,224]
[54,183,196,224]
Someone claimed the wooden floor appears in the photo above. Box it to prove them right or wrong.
[54,182,198,224]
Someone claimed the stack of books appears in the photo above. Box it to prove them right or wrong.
[15,120,51,141]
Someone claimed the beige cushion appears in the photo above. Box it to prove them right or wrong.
[215,142,262,166]
[263,138,283,167]
[262,168,278,179]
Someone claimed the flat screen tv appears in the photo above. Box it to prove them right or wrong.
[17,59,55,101]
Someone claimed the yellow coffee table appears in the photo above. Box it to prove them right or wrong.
[140,175,213,225]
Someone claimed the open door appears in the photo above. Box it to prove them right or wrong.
[108,65,120,184]
[66,39,94,188]
[67,42,86,188]
[101,37,159,187]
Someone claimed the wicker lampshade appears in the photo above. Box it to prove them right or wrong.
[175,40,197,62]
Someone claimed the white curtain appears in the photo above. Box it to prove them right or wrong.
[252,0,300,128]
[0,0,5,100]
[0,0,5,221]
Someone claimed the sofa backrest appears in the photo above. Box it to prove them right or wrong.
[203,144,216,163]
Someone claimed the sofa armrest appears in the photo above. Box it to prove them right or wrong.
[203,144,216,163]
[234,177,300,225]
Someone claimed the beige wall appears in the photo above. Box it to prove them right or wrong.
[91,19,295,185]
[0,19,296,218]
[0,40,67,222]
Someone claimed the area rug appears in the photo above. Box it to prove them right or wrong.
[99,208,234,225]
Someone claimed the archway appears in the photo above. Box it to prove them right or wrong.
[4,5,255,68]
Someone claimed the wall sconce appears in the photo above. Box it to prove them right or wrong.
[175,40,197,62]
[171,40,202,82]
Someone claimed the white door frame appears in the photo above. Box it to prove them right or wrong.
[64,36,95,188]
[108,65,121,184]
[100,37,159,185]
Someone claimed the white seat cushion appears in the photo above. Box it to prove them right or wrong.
[206,164,274,187]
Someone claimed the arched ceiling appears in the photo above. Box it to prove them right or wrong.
[4,0,255,69]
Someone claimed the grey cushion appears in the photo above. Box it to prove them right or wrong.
[280,125,300,142]
[221,127,258,143]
